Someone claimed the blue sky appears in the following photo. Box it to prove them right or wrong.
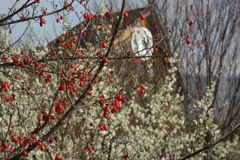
[0,0,144,44]
[0,0,92,43]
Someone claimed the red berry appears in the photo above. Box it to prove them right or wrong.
[154,35,159,41]
[83,13,88,19]
[35,62,40,67]
[20,62,24,66]
[39,17,46,25]
[99,125,104,131]
[105,12,111,18]
[123,12,128,18]
[140,89,145,94]
[22,150,28,156]
[43,10,47,14]
[165,52,169,57]
[65,33,69,38]
[140,85,146,90]
[115,101,122,109]
[56,18,60,23]
[0,147,4,152]
[139,14,145,20]
[51,115,56,120]
[37,115,42,121]
[19,140,23,146]
[166,58,171,61]
[60,16,63,20]
[37,140,42,146]
[2,142,8,149]
[43,115,49,121]
[117,94,123,101]
[103,113,108,118]
[60,97,64,102]
[21,51,25,55]
[56,38,61,44]
[101,94,106,99]
[99,99,104,106]
[18,135,23,141]
[42,110,47,114]
[15,76,18,79]
[88,14,94,21]
[40,144,45,151]
[111,107,117,114]
[103,125,108,130]
[79,81,84,87]
[96,51,102,55]
[30,135,35,141]
[133,59,137,64]
[82,31,87,37]
[73,37,78,44]
[59,82,65,91]
[87,14,94,21]
[153,46,158,52]
[4,58,9,63]
[103,57,109,63]
[109,78,113,82]
[72,87,77,92]
[186,38,191,44]
[12,135,17,142]
[124,155,129,160]
[62,69,67,74]
[23,140,29,147]
[63,101,67,106]
[55,104,63,113]
[104,106,109,112]
[88,147,93,152]
[49,138,53,143]
[88,91,93,95]
[102,42,107,48]
[189,20,194,26]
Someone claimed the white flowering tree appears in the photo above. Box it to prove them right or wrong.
[0,0,239,160]
[153,0,240,132]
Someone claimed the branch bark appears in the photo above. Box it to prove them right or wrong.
[180,122,240,160]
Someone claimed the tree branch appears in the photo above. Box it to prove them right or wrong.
[180,122,240,160]
[8,0,126,159]
[0,0,74,26]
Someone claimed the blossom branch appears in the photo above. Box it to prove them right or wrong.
[0,0,75,26]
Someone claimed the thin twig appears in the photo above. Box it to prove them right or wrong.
[180,122,240,160]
